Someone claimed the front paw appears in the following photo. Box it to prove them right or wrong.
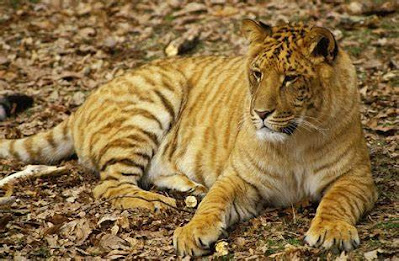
[173,218,223,256]
[305,217,360,251]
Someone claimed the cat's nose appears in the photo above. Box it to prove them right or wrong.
[255,109,275,120]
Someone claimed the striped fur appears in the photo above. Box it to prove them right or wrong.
[0,20,376,256]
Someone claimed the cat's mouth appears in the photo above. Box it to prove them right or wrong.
[262,121,298,136]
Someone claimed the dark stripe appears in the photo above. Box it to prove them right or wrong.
[153,89,176,121]
[104,176,118,181]
[24,138,34,161]
[47,130,57,148]
[140,128,160,147]
[89,116,128,147]
[231,162,263,197]
[122,108,163,129]
[135,152,152,161]
[62,121,69,140]
[103,126,159,149]
[240,148,281,180]
[97,140,140,162]
[323,197,348,217]
[100,157,146,173]
[346,197,359,222]
[167,120,182,161]
[9,140,20,160]
[96,181,137,198]
[141,74,157,87]
[330,190,365,218]
[341,184,370,203]
[193,151,206,185]
[121,172,141,177]
[232,201,241,222]
[314,146,353,174]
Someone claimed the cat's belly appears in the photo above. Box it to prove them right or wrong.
[147,124,234,188]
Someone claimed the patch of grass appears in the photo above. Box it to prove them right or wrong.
[9,0,39,8]
[366,239,384,248]
[375,219,399,229]
[31,246,51,258]
[346,46,363,57]
[262,239,286,255]
[218,254,235,260]
[164,14,175,22]
[286,238,302,246]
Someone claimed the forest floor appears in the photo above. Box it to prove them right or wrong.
[0,0,397,260]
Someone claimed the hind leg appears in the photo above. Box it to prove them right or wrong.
[153,173,208,197]
[93,151,176,211]
[93,179,176,211]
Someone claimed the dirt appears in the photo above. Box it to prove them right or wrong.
[0,0,397,259]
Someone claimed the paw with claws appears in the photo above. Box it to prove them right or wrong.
[304,217,360,251]
[173,217,224,256]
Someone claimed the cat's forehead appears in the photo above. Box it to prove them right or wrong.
[252,23,313,74]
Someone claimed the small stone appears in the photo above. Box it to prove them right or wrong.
[0,56,9,65]
[235,237,246,247]
[78,27,96,40]
[184,196,197,208]
[103,37,117,48]
[49,90,59,101]
[66,196,76,203]
[332,29,343,41]
[347,2,364,15]
[72,91,86,106]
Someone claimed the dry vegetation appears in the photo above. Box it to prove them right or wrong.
[0,0,398,259]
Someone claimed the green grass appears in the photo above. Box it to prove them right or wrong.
[31,246,51,258]
[375,219,399,230]
[164,14,175,22]
[286,238,302,246]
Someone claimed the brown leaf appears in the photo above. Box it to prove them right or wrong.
[99,234,131,251]
[60,218,93,244]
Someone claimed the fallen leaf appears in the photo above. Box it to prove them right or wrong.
[99,234,131,251]
[215,241,229,256]
[60,218,92,244]
[364,249,380,260]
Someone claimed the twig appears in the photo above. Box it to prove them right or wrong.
[0,165,68,189]
[0,196,16,205]
[81,195,193,214]
[291,204,297,224]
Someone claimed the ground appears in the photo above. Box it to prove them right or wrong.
[0,0,398,260]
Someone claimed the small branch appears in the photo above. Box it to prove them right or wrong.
[0,196,16,205]
[0,165,68,189]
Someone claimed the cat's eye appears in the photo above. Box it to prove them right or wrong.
[252,70,262,81]
[284,75,299,82]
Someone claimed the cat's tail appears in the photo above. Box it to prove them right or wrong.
[0,117,75,164]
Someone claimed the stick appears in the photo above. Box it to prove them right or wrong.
[0,165,68,189]
[0,196,16,205]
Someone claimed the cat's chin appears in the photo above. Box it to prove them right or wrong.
[256,128,287,143]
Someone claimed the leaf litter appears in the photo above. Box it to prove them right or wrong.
[0,0,398,259]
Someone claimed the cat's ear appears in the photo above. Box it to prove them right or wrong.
[241,19,272,44]
[305,27,338,63]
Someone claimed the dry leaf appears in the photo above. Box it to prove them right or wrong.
[99,234,130,251]
[364,249,380,260]
[215,241,229,256]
